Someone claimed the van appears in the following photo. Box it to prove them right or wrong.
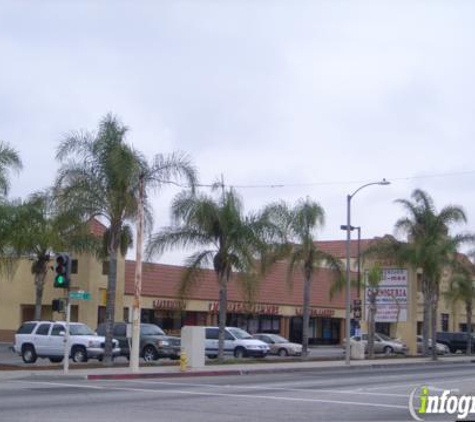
[204,326,269,358]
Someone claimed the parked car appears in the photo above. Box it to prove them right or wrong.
[204,327,269,358]
[344,333,408,355]
[435,332,475,354]
[416,336,449,355]
[252,333,302,357]
[97,322,181,361]
[14,320,120,363]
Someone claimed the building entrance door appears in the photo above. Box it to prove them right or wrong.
[289,317,302,343]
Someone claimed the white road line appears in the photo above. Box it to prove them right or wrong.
[111,379,408,397]
[13,380,407,410]
[358,377,475,391]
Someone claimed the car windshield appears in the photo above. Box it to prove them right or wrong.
[266,334,288,343]
[228,327,253,339]
[69,324,95,336]
[377,333,392,341]
[141,325,166,336]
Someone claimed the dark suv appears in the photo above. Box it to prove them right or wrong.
[97,322,181,361]
[436,332,475,353]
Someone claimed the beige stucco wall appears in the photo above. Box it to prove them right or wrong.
[0,252,125,341]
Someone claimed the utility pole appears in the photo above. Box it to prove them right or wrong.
[130,173,145,372]
[63,297,70,375]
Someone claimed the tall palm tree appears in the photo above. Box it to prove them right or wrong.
[0,141,22,197]
[146,188,272,360]
[55,113,197,364]
[366,189,473,359]
[263,198,342,357]
[444,258,475,355]
[365,263,383,359]
[3,190,99,320]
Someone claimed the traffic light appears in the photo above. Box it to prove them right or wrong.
[52,299,65,313]
[54,253,71,289]
[353,299,362,320]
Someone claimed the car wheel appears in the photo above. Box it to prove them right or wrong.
[22,345,37,364]
[278,348,289,357]
[71,346,88,363]
[383,346,393,355]
[142,345,158,362]
[206,354,217,359]
[49,357,63,363]
[234,347,246,359]
[449,346,457,354]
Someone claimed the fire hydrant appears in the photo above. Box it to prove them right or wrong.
[180,349,188,373]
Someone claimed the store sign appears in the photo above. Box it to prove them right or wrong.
[207,301,280,315]
[365,268,408,322]
[295,307,335,318]
[153,299,186,310]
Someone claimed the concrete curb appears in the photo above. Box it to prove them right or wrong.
[85,357,475,381]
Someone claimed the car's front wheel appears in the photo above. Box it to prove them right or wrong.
[383,346,393,355]
[71,346,88,363]
[234,347,246,359]
[278,348,289,357]
[142,345,158,362]
[22,345,37,364]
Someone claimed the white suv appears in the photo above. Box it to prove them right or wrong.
[14,321,120,363]
[204,327,269,358]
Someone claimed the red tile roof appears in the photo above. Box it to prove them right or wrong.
[125,260,355,308]
[316,238,380,259]
[88,218,108,237]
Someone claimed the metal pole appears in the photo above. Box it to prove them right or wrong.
[130,174,145,372]
[357,227,361,299]
[345,194,352,366]
[63,298,70,375]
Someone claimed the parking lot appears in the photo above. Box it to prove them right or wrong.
[1,363,473,421]
[0,342,345,368]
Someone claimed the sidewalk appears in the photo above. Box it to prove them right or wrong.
[1,354,474,381]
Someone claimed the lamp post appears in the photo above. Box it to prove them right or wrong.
[344,179,390,366]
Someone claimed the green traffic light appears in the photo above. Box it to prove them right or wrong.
[57,275,65,285]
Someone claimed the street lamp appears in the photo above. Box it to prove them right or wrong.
[344,179,390,366]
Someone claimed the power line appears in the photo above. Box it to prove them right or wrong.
[160,169,475,191]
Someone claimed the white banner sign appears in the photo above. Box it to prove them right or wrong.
[365,268,408,322]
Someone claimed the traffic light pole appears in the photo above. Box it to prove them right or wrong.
[63,296,71,375]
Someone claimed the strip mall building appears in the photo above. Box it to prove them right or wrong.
[0,221,467,355]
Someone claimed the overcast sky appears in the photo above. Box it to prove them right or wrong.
[2,1,475,264]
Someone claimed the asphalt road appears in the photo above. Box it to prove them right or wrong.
[1,363,473,421]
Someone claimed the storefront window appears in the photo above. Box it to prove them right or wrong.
[441,313,449,332]
[226,314,280,334]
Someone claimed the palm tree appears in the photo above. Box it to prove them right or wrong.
[146,188,272,360]
[0,141,22,197]
[365,263,383,359]
[263,198,342,357]
[3,190,99,320]
[444,258,475,355]
[55,113,197,364]
[365,189,473,360]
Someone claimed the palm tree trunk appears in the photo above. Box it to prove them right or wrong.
[422,277,430,356]
[217,275,227,361]
[34,271,47,321]
[302,272,311,357]
[103,223,120,366]
[466,301,472,355]
[430,285,439,361]
[368,293,376,359]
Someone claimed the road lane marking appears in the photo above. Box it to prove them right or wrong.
[110,379,408,397]
[353,377,475,392]
[14,380,407,410]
